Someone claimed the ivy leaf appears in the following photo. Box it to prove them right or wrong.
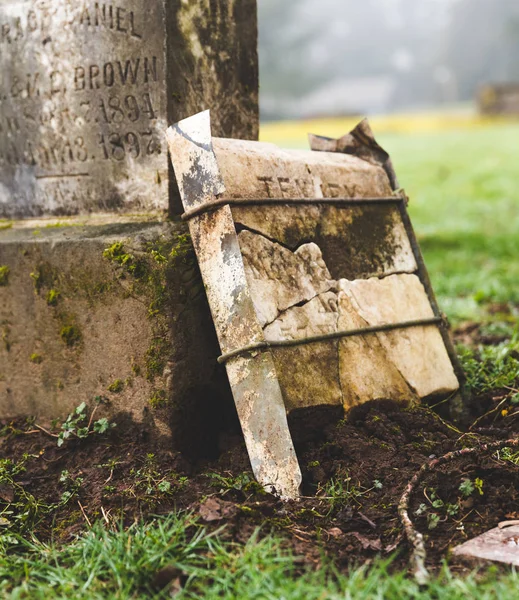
[158,481,171,493]
[93,418,110,434]
[75,402,87,416]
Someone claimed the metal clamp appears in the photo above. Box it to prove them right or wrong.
[217,316,444,364]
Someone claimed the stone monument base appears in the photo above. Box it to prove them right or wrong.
[0,218,236,456]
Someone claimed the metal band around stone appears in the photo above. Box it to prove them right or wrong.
[180,196,402,221]
[217,316,444,364]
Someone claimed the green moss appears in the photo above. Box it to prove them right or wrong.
[148,389,168,408]
[0,221,12,231]
[60,323,82,347]
[103,242,146,278]
[46,289,60,306]
[107,379,124,393]
[145,337,169,380]
[0,265,10,286]
[103,234,196,383]
[30,353,43,364]
[131,363,142,377]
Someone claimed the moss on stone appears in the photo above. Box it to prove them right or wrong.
[102,233,196,385]
[107,379,125,393]
[30,353,43,364]
[46,289,60,306]
[60,322,82,347]
[148,389,168,408]
[0,265,10,286]
[145,337,169,380]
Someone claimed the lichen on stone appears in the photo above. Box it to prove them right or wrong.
[0,265,10,286]
[46,289,60,306]
[60,322,82,347]
[107,379,124,393]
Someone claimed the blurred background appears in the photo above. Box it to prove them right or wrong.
[258,0,519,121]
[257,0,519,335]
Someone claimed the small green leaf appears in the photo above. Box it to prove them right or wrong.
[158,481,171,493]
[427,513,440,530]
[75,402,87,415]
[93,418,109,434]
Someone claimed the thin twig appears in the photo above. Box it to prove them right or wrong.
[77,500,92,527]
[87,403,99,430]
[33,423,59,438]
[398,437,519,585]
[100,505,110,526]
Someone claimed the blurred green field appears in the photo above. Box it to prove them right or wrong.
[261,119,519,325]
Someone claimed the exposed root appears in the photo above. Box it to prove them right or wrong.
[398,437,519,585]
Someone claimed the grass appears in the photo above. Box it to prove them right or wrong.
[2,115,519,597]
[2,513,519,599]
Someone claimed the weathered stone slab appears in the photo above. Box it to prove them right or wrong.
[453,525,519,566]
[166,110,302,498]
[260,275,453,411]
[238,230,335,327]
[210,138,417,280]
[0,0,258,219]
[212,139,392,201]
[339,274,459,399]
[0,221,232,451]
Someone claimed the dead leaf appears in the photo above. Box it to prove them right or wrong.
[0,484,14,503]
[327,527,343,538]
[348,532,382,551]
[198,497,223,522]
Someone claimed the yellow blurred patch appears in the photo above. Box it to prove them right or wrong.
[260,110,514,148]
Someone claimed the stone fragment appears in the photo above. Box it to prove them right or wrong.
[0,0,258,219]
[264,292,342,410]
[212,138,393,201]
[453,525,519,566]
[210,138,416,280]
[337,290,416,408]
[338,274,459,399]
[238,230,335,327]
[260,272,458,410]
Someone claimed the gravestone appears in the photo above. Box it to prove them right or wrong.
[167,111,462,497]
[0,0,258,219]
[0,0,258,447]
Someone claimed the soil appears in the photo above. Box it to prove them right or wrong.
[2,386,519,582]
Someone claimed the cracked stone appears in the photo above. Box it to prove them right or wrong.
[260,272,457,410]
[264,292,343,410]
[338,274,459,399]
[238,230,336,327]
[337,289,416,408]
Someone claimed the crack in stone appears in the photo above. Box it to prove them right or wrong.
[236,221,314,253]
[261,280,338,330]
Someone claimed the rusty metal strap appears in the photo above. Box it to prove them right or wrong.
[217,316,444,364]
[181,196,401,221]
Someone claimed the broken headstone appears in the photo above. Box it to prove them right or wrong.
[167,110,462,498]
